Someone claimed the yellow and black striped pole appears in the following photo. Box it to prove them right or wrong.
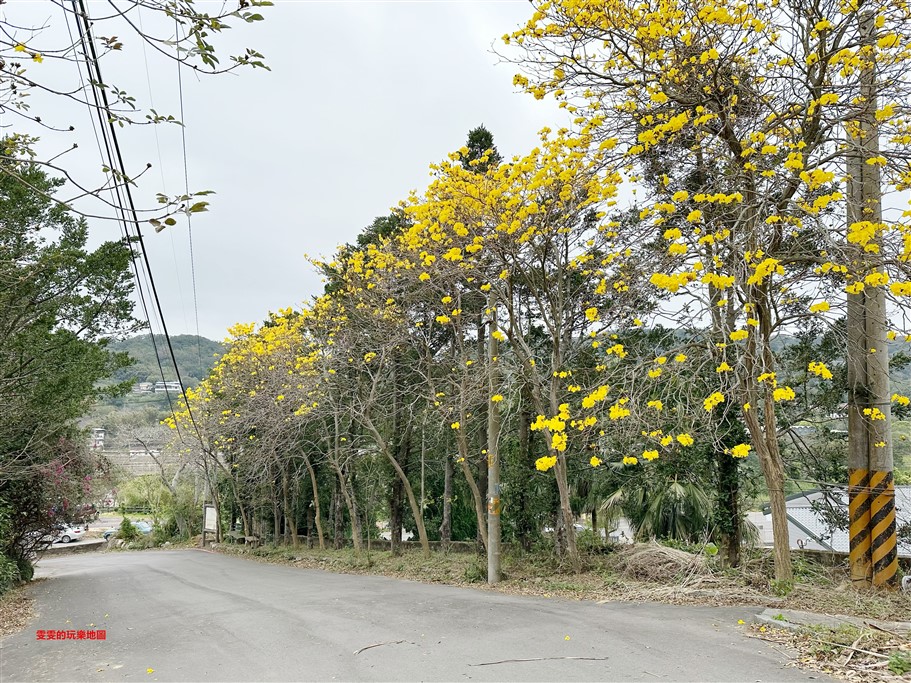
[846,11,899,590]
[870,470,898,587]
[848,468,871,585]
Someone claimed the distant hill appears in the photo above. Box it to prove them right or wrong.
[109,334,223,388]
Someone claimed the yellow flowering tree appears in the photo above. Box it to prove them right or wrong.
[166,310,325,545]
[392,131,628,569]
[306,264,436,557]
[506,0,911,581]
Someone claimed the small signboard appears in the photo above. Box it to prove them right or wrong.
[203,504,217,533]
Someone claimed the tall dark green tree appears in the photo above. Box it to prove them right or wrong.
[461,125,503,174]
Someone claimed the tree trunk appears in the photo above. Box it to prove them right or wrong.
[362,416,430,557]
[238,500,251,538]
[440,454,453,550]
[526,362,580,570]
[743,400,792,582]
[207,477,223,543]
[304,455,324,549]
[554,497,566,556]
[273,498,281,544]
[389,360,405,556]
[332,483,343,550]
[454,376,488,550]
[383,447,429,557]
[707,289,743,568]
[333,414,362,554]
[390,461,404,555]
[336,465,363,553]
[736,292,793,582]
[282,465,299,547]
[554,456,580,571]
[306,504,314,549]
[486,296,502,584]
[762,451,791,583]
[389,481,404,553]
[516,385,534,551]
[716,449,741,567]
[175,514,188,540]
[456,433,488,549]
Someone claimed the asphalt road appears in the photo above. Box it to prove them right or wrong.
[0,550,824,682]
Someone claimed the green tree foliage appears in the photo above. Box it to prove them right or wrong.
[0,159,136,587]
[461,125,503,174]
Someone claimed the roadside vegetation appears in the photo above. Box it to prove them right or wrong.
[212,541,909,623]
[0,585,35,639]
[0,0,268,599]
[756,622,911,682]
[0,162,137,595]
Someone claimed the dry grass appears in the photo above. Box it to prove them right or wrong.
[212,541,910,622]
[615,542,709,582]
[785,581,911,623]
[755,622,911,682]
[0,585,36,639]
[215,542,488,586]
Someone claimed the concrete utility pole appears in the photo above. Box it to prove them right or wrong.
[846,11,898,588]
[487,294,502,584]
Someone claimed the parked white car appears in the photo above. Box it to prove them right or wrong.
[52,524,86,543]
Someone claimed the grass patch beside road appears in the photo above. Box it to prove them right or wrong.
[211,542,910,622]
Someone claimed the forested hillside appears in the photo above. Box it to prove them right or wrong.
[109,334,223,388]
[84,334,223,443]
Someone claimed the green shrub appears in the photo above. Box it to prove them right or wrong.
[0,554,21,595]
[575,529,606,552]
[463,559,485,583]
[151,526,173,546]
[16,557,34,582]
[118,518,140,542]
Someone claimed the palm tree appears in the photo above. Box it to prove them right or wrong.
[598,471,713,543]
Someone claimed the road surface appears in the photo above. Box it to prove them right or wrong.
[0,550,823,682]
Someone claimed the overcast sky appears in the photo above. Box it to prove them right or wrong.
[8,0,567,341]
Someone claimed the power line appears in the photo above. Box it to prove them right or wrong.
[66,1,174,424]
[136,6,191,337]
[174,16,203,371]
[70,0,206,450]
